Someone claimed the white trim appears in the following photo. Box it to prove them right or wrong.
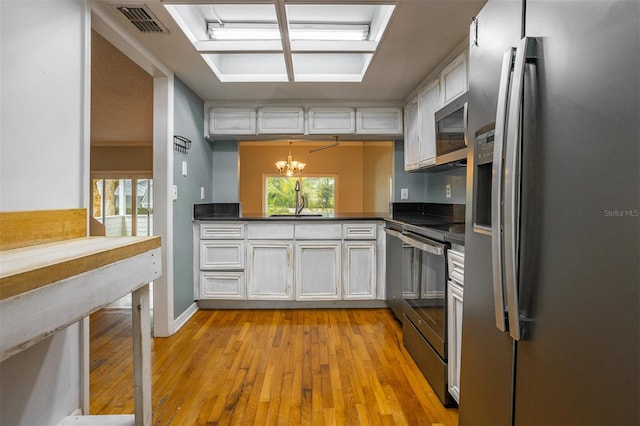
[81,2,92,415]
[173,302,199,333]
[90,3,174,339]
[153,75,175,337]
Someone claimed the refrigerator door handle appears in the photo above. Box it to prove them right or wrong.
[491,47,515,332]
[504,37,536,341]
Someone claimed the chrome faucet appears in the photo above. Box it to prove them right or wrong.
[295,180,305,215]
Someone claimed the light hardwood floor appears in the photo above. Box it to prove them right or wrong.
[90,308,458,425]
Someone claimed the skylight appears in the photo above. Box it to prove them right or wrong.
[164,2,395,83]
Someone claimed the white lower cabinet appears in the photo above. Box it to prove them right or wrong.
[447,247,465,403]
[447,280,464,403]
[342,241,376,299]
[200,271,245,300]
[295,241,341,300]
[246,240,294,300]
[196,221,382,303]
[200,241,245,270]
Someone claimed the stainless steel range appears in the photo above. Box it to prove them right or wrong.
[399,225,452,406]
[385,205,465,407]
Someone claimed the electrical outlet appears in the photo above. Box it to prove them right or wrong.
[401,188,409,200]
[182,161,188,177]
[446,184,452,199]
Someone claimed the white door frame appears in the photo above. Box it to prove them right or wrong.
[90,4,175,337]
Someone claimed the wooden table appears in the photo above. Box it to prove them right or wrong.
[0,236,162,426]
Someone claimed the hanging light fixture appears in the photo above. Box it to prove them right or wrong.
[275,142,306,177]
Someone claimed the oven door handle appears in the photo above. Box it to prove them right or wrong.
[384,228,403,239]
[398,233,445,256]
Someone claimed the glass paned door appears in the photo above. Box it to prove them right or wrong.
[92,178,153,237]
[136,179,153,236]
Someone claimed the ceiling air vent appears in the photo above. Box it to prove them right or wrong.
[117,5,168,34]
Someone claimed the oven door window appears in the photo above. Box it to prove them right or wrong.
[405,248,447,343]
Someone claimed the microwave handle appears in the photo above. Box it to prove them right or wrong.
[463,101,469,147]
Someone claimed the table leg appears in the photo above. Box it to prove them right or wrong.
[132,284,151,426]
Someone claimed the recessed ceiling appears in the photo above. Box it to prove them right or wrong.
[93,0,487,103]
[164,2,394,83]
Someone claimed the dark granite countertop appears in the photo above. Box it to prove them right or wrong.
[194,212,389,221]
[193,202,465,244]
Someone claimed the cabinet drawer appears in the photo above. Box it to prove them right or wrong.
[447,249,465,286]
[200,241,245,270]
[294,223,342,240]
[247,223,294,240]
[199,271,245,300]
[342,223,377,240]
[200,223,245,239]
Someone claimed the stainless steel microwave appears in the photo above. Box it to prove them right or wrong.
[433,92,468,167]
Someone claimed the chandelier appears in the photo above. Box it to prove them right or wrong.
[275,142,306,177]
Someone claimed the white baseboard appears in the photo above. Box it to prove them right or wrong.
[171,302,198,333]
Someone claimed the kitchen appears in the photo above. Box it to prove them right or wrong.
[1,0,638,425]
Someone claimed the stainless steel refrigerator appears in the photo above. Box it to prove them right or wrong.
[461,0,639,424]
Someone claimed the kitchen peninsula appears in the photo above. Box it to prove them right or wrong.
[193,205,388,309]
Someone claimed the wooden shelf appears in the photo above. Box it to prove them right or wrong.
[0,236,160,300]
[0,233,161,426]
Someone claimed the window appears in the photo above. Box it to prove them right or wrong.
[92,177,154,236]
[265,176,335,216]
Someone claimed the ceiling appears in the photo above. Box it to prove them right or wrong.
[92,0,487,105]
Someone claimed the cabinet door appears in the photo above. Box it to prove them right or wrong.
[403,100,420,171]
[295,241,341,300]
[356,108,403,135]
[246,241,294,300]
[199,271,245,300]
[440,52,468,106]
[208,107,256,135]
[200,241,245,270]
[308,108,356,134]
[447,280,464,403]
[257,107,305,134]
[418,81,439,167]
[342,241,376,299]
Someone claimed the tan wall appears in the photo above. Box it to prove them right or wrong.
[363,143,393,213]
[239,141,391,214]
[91,146,153,173]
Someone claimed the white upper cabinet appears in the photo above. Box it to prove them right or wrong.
[404,99,420,171]
[404,49,468,171]
[308,107,356,134]
[208,107,256,135]
[440,51,468,106]
[418,81,439,167]
[257,107,305,134]
[356,108,403,135]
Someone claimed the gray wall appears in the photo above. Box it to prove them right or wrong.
[172,78,213,319]
[392,139,426,202]
[212,140,240,202]
[392,139,467,204]
[424,167,467,204]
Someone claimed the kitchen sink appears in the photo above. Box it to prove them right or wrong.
[269,214,323,217]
